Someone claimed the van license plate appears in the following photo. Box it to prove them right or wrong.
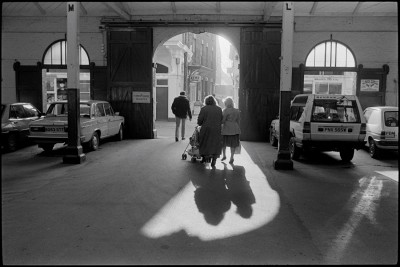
[45,127,64,132]
[323,127,346,132]
[385,132,395,138]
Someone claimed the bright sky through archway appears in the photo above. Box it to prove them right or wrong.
[218,36,232,74]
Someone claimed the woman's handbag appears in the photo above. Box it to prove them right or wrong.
[235,141,241,154]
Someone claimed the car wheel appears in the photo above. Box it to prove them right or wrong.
[89,132,100,151]
[7,133,18,152]
[41,143,54,152]
[369,139,380,158]
[269,130,278,147]
[340,148,354,162]
[116,125,123,141]
[289,136,301,160]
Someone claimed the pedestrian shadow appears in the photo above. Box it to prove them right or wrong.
[191,163,256,225]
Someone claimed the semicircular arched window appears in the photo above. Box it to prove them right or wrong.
[43,40,90,65]
[305,41,355,68]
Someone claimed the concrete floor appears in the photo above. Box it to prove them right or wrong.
[2,117,398,265]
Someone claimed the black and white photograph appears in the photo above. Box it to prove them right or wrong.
[1,2,398,265]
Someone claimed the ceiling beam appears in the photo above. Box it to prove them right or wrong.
[171,2,177,14]
[310,2,318,15]
[103,2,130,20]
[352,2,362,15]
[216,2,221,14]
[80,2,88,16]
[121,2,131,15]
[263,2,277,21]
[33,2,46,15]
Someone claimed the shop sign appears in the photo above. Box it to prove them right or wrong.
[132,91,150,103]
[190,74,201,83]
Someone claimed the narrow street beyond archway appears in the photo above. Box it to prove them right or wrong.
[2,117,398,264]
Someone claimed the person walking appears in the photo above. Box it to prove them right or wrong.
[171,91,192,142]
[197,95,223,166]
[221,96,241,164]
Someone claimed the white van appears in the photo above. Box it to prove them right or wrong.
[363,106,398,158]
[288,94,366,162]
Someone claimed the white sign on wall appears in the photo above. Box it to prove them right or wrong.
[361,79,380,92]
[132,92,150,103]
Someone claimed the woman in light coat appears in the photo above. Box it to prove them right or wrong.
[197,95,223,166]
[221,97,241,164]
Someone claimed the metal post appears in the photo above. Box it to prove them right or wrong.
[273,2,294,170]
[63,2,86,164]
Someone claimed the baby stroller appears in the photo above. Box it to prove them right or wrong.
[182,126,202,163]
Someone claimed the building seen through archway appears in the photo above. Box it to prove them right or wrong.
[153,32,239,122]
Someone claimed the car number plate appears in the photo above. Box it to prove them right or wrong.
[323,127,346,133]
[45,126,64,132]
[385,131,395,138]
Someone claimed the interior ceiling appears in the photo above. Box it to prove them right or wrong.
[2,2,398,22]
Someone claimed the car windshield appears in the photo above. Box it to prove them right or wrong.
[384,111,398,127]
[46,103,91,117]
[311,98,360,123]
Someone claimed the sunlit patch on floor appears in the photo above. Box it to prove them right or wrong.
[325,175,383,263]
[375,170,398,182]
[140,147,280,241]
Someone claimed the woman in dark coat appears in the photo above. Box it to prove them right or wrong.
[197,95,223,166]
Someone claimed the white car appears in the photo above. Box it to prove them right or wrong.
[270,94,366,162]
[29,100,124,152]
[363,106,398,158]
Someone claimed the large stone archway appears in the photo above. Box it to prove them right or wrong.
[153,27,240,57]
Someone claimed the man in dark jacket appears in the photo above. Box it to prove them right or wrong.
[171,91,192,142]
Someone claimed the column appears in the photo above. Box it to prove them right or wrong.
[63,2,86,164]
[273,2,294,170]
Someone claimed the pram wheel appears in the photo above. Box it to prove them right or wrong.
[182,154,187,160]
[191,157,196,163]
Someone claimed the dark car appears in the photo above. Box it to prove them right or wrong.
[1,102,44,151]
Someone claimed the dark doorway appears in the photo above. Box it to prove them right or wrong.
[156,86,168,120]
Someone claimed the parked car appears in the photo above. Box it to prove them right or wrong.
[363,106,398,158]
[29,100,124,152]
[1,102,44,152]
[269,94,366,162]
[269,116,279,147]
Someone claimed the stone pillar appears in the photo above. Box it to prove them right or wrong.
[63,2,86,164]
[273,2,294,170]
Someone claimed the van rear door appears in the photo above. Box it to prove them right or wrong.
[382,109,398,143]
[310,96,362,141]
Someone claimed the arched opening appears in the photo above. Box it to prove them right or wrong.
[303,40,358,96]
[152,32,240,137]
[41,39,91,110]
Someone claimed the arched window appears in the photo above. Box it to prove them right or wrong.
[305,41,356,68]
[42,40,90,65]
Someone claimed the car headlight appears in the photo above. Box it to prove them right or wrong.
[1,122,15,131]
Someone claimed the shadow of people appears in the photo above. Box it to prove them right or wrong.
[224,164,256,219]
[193,170,231,225]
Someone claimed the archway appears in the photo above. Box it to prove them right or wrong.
[153,31,240,140]
[303,40,358,96]
[42,39,91,111]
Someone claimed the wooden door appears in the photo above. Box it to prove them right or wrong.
[90,65,108,101]
[13,62,43,112]
[239,28,281,141]
[156,87,168,121]
[107,29,153,139]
